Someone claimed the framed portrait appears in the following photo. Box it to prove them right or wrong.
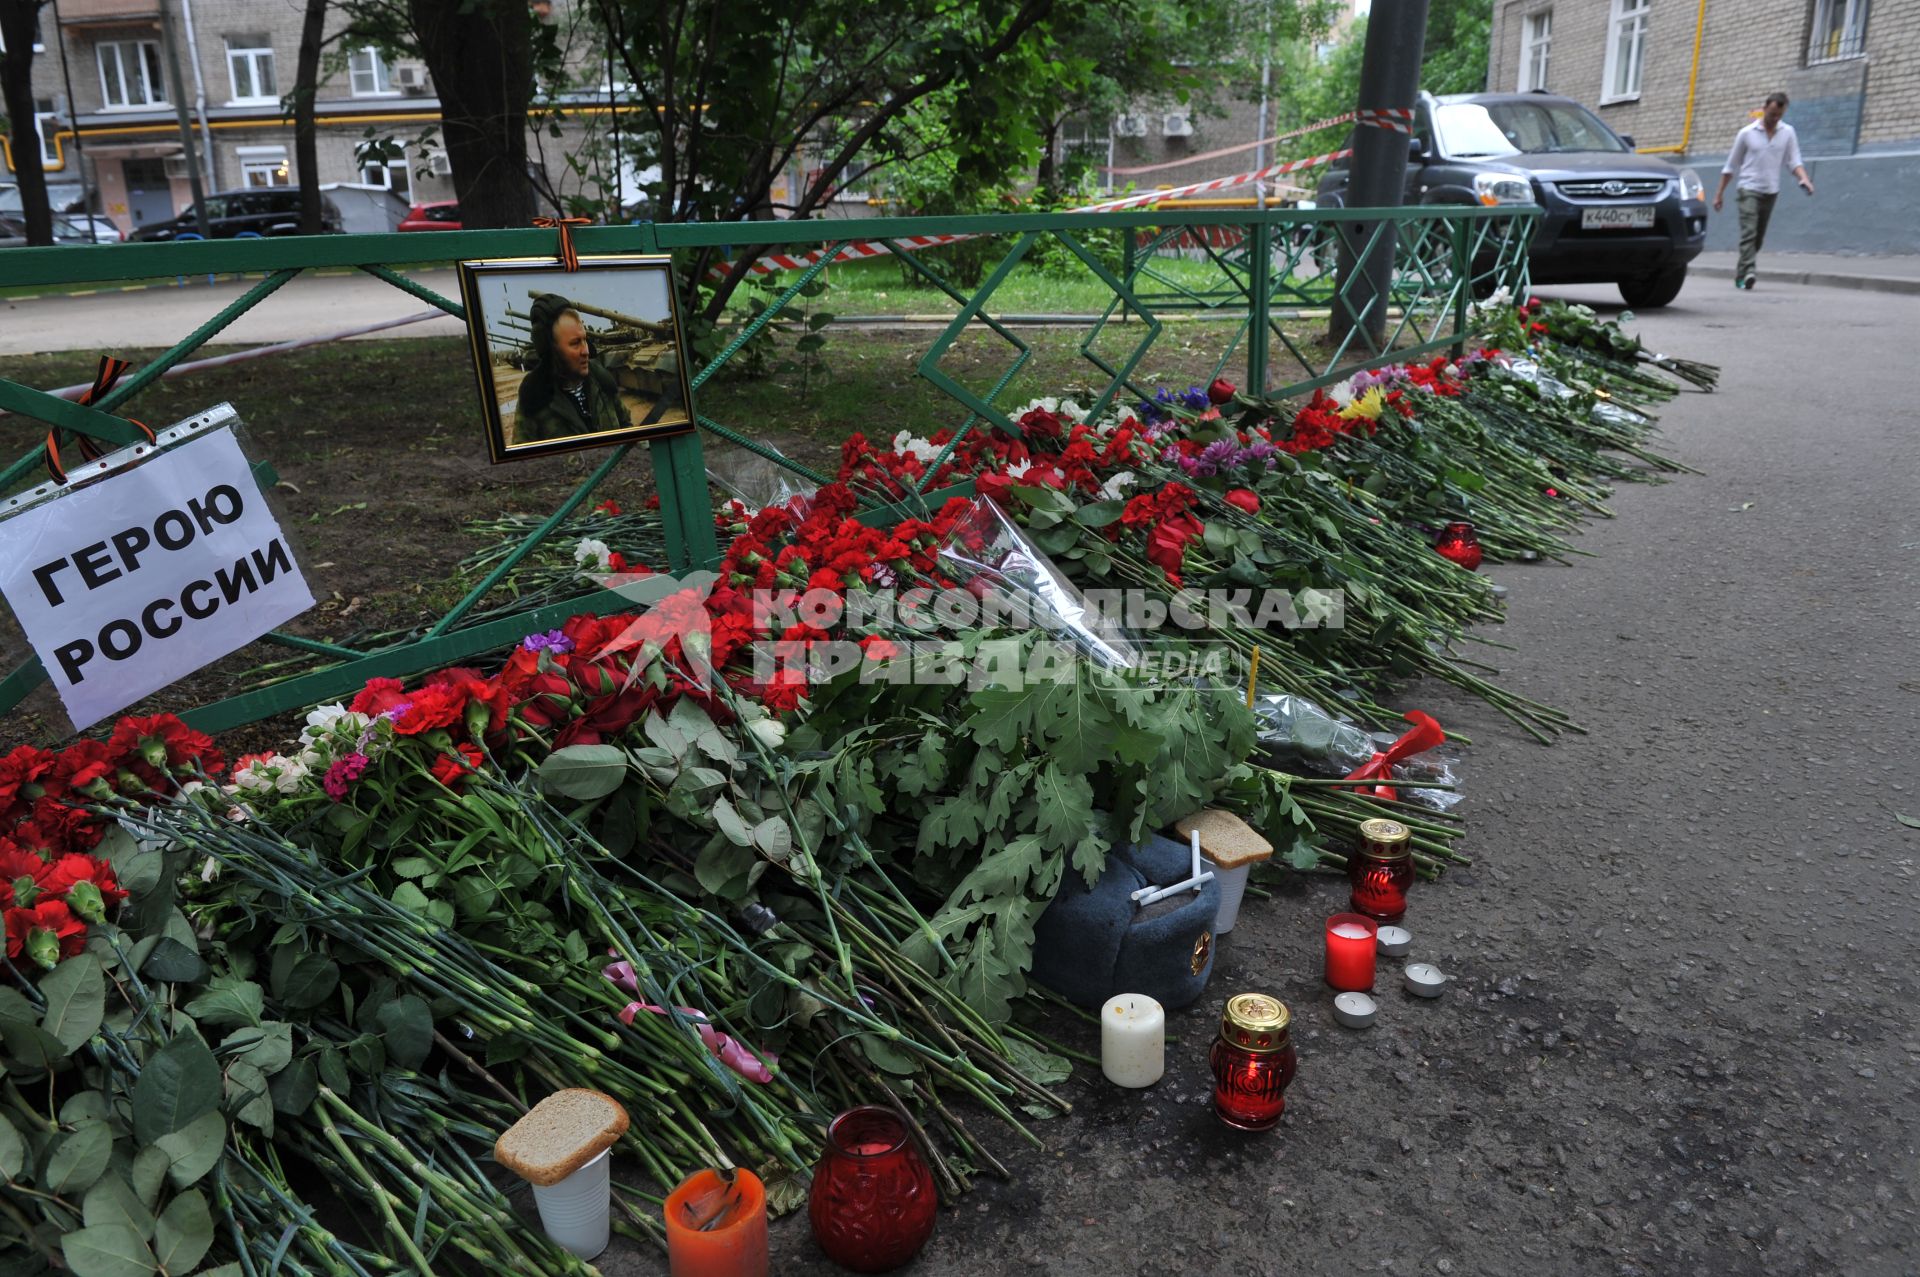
[457,254,697,462]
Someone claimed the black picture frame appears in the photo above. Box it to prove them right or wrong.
[456,253,696,463]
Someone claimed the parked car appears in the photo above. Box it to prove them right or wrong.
[398,201,461,231]
[1314,90,1709,309]
[0,213,110,248]
[130,188,343,241]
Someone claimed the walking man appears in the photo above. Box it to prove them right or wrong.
[1713,92,1815,290]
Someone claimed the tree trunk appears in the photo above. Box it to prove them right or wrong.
[292,0,327,234]
[407,0,536,228]
[0,0,52,245]
[1036,115,1059,192]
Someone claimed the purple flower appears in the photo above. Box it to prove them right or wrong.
[522,629,574,654]
[1194,439,1240,476]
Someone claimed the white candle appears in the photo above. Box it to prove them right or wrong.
[1375,925,1412,957]
[1404,963,1448,998]
[1332,991,1378,1029]
[1330,921,1373,940]
[1100,994,1165,1088]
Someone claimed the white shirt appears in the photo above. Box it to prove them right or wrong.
[1722,120,1803,195]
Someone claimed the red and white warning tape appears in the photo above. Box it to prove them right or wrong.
[711,103,1424,280]
[1098,110,1359,176]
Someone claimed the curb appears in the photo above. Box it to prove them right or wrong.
[1693,263,1920,296]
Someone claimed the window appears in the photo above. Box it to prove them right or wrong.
[97,39,168,109]
[1808,0,1869,62]
[226,37,276,104]
[1435,101,1627,158]
[349,48,393,96]
[1602,0,1648,101]
[237,145,290,187]
[35,98,61,166]
[361,145,414,201]
[1519,10,1552,92]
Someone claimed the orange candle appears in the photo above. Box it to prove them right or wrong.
[664,1167,768,1277]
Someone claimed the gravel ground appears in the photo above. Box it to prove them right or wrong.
[581,275,1919,1277]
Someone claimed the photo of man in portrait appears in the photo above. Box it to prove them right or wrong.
[513,293,629,443]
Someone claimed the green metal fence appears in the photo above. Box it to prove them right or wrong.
[0,203,1537,734]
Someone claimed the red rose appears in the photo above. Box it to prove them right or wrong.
[1208,378,1236,405]
[1224,488,1261,514]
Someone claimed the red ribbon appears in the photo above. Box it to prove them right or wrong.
[533,215,592,271]
[1342,710,1446,802]
[45,355,154,485]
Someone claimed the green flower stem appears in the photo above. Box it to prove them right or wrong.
[314,1090,440,1276]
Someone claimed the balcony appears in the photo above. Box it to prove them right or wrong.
[57,0,161,27]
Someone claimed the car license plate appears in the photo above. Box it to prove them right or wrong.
[1581,206,1656,230]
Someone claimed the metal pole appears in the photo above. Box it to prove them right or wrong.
[1255,0,1272,212]
[47,0,97,242]
[1330,0,1429,345]
[157,0,211,238]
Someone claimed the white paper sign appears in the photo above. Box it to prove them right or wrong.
[0,426,313,729]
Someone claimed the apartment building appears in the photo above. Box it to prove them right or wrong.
[1488,0,1919,254]
[1,0,475,234]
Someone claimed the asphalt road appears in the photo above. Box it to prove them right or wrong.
[587,274,1920,1277]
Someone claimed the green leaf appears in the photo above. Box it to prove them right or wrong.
[61,1090,110,1126]
[184,976,264,1030]
[223,1021,293,1075]
[538,744,629,800]
[376,995,433,1070]
[130,1146,169,1207]
[0,1117,24,1178]
[83,1172,155,1240]
[0,986,36,1034]
[857,1034,920,1077]
[1031,766,1093,855]
[1897,813,1920,829]
[225,1060,274,1134]
[153,1111,225,1189]
[138,939,207,984]
[1287,843,1324,872]
[60,1223,158,1277]
[316,1048,350,1094]
[693,838,758,900]
[1072,499,1125,529]
[277,954,339,1011]
[390,856,436,879]
[751,818,793,862]
[47,1121,113,1194]
[268,1057,318,1117]
[711,796,753,846]
[391,882,431,914]
[154,1188,213,1273]
[1002,1037,1072,1087]
[132,1032,221,1146]
[39,952,105,1052]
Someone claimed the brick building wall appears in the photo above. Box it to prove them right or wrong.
[1487,0,1919,254]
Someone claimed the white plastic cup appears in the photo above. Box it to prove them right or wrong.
[531,1149,612,1260]
[1207,856,1253,933]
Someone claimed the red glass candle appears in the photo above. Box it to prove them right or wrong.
[1324,913,1377,991]
[1434,522,1483,571]
[807,1106,937,1273]
[1210,993,1297,1131]
[1349,817,1414,922]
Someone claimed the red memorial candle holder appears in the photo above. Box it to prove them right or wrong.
[808,1106,937,1273]
[1324,913,1378,992]
[1210,992,1297,1131]
[1434,521,1483,571]
[1349,818,1414,922]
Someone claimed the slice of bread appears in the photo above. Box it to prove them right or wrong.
[1174,808,1273,870]
[495,1089,630,1186]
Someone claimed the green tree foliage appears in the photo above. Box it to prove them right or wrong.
[1422,0,1492,95]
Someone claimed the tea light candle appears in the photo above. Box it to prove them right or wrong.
[1375,925,1412,957]
[1332,991,1377,1029]
[1323,913,1377,992]
[1404,963,1448,998]
[1100,994,1165,1088]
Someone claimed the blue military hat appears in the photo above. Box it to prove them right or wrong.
[1028,831,1220,1010]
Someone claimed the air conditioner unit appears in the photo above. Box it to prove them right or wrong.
[1114,113,1150,138]
[427,151,452,177]
[393,61,428,94]
[1162,111,1193,138]
[163,155,191,180]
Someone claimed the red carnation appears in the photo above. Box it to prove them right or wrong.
[6,899,87,968]
[430,743,485,792]
[1224,488,1261,514]
[105,714,224,788]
